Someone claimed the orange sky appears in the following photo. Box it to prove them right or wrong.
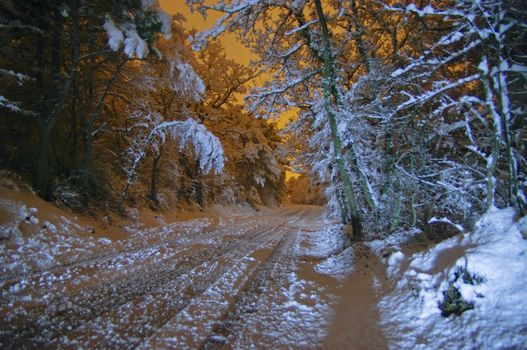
[159,1,297,177]
[158,1,253,65]
[159,1,294,130]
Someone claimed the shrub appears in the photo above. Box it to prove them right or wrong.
[438,266,484,317]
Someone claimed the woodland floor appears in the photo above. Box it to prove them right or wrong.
[0,201,391,349]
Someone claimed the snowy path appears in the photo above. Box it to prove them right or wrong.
[0,205,348,349]
[324,243,388,349]
[3,199,526,349]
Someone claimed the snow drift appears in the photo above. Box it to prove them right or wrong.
[380,207,527,349]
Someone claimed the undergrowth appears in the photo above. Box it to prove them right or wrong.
[438,266,484,317]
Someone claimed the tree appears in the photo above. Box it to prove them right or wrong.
[1,0,287,213]
[188,0,369,236]
[387,0,527,216]
[105,18,226,211]
[189,0,526,236]
[0,0,172,202]
[206,106,286,206]
[117,111,224,210]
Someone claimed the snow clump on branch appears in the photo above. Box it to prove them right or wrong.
[156,118,224,174]
[169,62,206,102]
[103,0,172,59]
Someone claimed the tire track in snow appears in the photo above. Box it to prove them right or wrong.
[203,205,335,349]
[0,214,253,292]
[0,211,276,312]
[46,226,287,349]
[0,207,308,349]
[53,208,310,350]
[200,228,298,350]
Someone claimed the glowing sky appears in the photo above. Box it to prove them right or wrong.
[158,1,253,65]
[159,1,294,131]
[159,1,297,177]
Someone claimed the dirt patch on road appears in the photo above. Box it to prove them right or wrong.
[324,243,389,350]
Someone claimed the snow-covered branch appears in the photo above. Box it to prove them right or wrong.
[394,74,480,113]
[428,216,464,232]
[246,69,321,116]
[0,96,38,117]
[169,62,206,102]
[0,69,34,85]
[285,19,319,36]
[153,119,224,174]
[103,0,172,59]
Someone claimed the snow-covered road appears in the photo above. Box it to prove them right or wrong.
[3,198,525,349]
[0,205,345,349]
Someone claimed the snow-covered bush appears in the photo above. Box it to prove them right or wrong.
[386,0,527,218]
[438,266,485,317]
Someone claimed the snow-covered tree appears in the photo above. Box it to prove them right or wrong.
[188,0,525,235]
[0,1,286,214]
[188,0,370,236]
[206,106,286,206]
[103,0,172,59]
[0,0,173,202]
[97,13,284,211]
[104,17,228,210]
[387,0,527,216]
[118,108,224,210]
[195,41,256,110]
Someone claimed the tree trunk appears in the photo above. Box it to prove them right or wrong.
[36,125,52,200]
[346,144,376,211]
[80,129,93,208]
[35,29,50,199]
[481,76,500,209]
[314,0,362,237]
[34,0,79,201]
[64,83,79,171]
[390,176,402,231]
[149,147,164,209]
[80,58,126,208]
[495,57,525,215]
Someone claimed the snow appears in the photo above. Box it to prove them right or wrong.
[405,3,437,17]
[438,30,464,45]
[3,180,525,349]
[0,68,34,85]
[285,19,318,36]
[156,9,173,39]
[255,175,265,187]
[156,118,224,174]
[172,63,206,101]
[428,216,464,233]
[103,17,123,52]
[395,74,481,112]
[378,207,527,349]
[387,251,404,278]
[0,95,37,116]
[295,221,354,278]
[0,199,111,276]
[102,0,171,59]
[478,57,489,75]
[124,30,149,59]
[220,220,337,349]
